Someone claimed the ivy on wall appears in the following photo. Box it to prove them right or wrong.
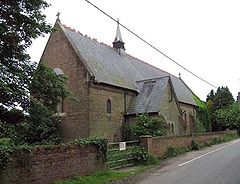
[193,96,211,133]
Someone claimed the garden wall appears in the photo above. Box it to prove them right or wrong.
[140,130,238,157]
[0,144,104,184]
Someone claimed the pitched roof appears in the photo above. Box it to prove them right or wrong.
[58,22,197,106]
[127,77,170,115]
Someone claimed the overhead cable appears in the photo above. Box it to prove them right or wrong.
[84,0,217,89]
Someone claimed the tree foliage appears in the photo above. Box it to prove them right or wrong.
[30,64,71,112]
[206,86,235,131]
[129,114,167,138]
[23,63,71,144]
[0,0,51,116]
[0,64,71,145]
[215,103,240,134]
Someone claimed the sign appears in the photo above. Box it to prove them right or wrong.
[119,142,126,151]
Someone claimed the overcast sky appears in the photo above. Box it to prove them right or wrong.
[28,0,240,101]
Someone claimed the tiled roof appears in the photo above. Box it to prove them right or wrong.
[59,22,197,106]
[127,77,170,114]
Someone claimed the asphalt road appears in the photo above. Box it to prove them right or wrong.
[137,139,240,184]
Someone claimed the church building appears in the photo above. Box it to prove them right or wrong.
[40,20,198,142]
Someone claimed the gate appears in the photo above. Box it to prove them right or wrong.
[106,140,140,169]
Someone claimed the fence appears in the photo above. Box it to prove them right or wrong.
[106,140,139,169]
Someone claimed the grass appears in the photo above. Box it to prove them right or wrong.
[54,165,156,184]
[54,170,132,184]
[54,162,160,184]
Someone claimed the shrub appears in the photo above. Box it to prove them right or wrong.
[191,140,200,150]
[71,136,108,161]
[130,147,157,165]
[0,145,13,169]
[164,146,178,158]
[129,114,167,138]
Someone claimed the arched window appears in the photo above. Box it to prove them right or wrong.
[171,124,174,134]
[107,99,112,114]
[54,68,64,114]
[57,96,63,113]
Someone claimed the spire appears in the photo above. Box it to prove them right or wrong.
[113,19,125,53]
[114,19,123,42]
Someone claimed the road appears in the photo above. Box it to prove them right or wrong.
[137,139,240,184]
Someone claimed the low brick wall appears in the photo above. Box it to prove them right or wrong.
[140,130,238,158]
[0,144,105,184]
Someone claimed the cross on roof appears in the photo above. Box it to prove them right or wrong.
[56,12,60,21]
[178,72,181,79]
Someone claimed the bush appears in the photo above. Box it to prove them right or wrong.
[22,100,60,145]
[0,138,12,146]
[191,140,200,150]
[129,114,167,138]
[130,147,157,165]
[164,146,178,158]
[0,145,13,169]
[71,136,108,161]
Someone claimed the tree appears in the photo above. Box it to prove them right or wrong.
[212,86,234,111]
[207,86,235,131]
[23,63,71,144]
[0,0,51,118]
[206,89,215,102]
[215,103,240,134]
[0,64,72,144]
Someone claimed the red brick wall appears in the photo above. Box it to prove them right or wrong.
[140,130,238,157]
[41,22,90,141]
[0,144,104,184]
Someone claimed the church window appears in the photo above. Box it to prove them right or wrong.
[107,99,112,114]
[53,68,65,114]
[171,124,174,134]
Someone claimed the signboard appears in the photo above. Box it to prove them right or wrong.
[119,142,126,151]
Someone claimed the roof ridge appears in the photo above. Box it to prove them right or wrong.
[61,22,113,49]
[135,76,170,83]
[61,22,179,80]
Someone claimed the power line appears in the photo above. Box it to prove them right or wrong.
[84,0,217,89]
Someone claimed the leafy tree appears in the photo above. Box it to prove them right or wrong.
[206,89,215,102]
[212,86,234,111]
[129,114,167,138]
[215,103,240,134]
[207,86,235,131]
[0,0,51,117]
[0,64,71,145]
[23,63,71,144]
[30,64,71,112]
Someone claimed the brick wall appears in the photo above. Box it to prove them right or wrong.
[0,144,104,184]
[140,130,238,158]
[41,22,90,142]
[89,83,135,142]
[159,83,185,135]
[180,102,197,134]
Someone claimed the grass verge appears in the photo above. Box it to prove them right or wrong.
[54,165,157,184]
